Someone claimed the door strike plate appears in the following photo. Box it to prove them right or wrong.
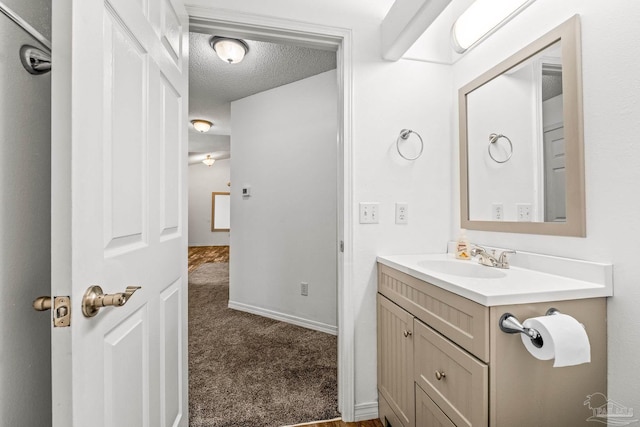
[53,296,71,327]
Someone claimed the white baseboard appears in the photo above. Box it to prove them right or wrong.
[354,401,379,421]
[227,300,338,335]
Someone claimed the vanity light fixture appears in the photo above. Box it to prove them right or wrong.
[210,37,249,64]
[202,155,215,167]
[191,119,213,133]
[451,0,536,53]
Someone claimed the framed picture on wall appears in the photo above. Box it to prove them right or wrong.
[211,192,230,232]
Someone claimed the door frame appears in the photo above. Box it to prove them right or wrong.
[187,6,355,421]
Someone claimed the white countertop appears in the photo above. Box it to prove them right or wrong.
[377,252,613,306]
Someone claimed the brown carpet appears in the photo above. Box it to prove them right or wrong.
[189,263,339,427]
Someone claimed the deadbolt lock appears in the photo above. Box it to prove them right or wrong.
[33,296,71,327]
[81,285,141,318]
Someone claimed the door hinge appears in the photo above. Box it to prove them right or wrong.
[340,241,344,252]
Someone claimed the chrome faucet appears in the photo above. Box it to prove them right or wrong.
[470,245,515,269]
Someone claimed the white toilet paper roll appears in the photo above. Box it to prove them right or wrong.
[520,313,591,367]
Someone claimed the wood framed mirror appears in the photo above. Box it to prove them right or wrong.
[211,192,230,232]
[459,15,585,236]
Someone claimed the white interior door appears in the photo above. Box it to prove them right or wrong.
[543,124,566,222]
[51,0,188,425]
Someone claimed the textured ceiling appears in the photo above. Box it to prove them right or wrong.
[188,31,337,160]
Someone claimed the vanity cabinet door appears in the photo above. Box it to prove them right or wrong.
[414,321,488,427]
[378,294,415,427]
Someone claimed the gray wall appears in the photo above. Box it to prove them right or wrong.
[229,70,338,332]
[0,0,52,425]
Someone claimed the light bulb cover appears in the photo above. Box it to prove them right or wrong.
[452,0,535,53]
[191,119,213,133]
[210,37,249,64]
[202,155,215,167]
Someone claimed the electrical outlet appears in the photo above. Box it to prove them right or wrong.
[359,202,379,224]
[516,203,532,222]
[301,282,309,296]
[492,203,504,221]
[395,203,408,224]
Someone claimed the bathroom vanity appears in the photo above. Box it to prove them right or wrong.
[376,251,612,427]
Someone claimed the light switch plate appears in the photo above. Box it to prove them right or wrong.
[516,203,532,222]
[359,202,379,224]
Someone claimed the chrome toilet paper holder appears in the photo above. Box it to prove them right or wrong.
[499,308,560,348]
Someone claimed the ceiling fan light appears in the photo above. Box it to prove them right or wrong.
[210,37,249,64]
[191,119,213,133]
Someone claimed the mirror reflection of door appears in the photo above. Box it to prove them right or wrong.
[541,62,566,222]
[544,125,566,221]
[212,192,230,231]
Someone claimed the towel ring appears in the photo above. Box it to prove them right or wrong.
[396,129,424,161]
[488,133,513,163]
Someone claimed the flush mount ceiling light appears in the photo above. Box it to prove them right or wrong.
[452,0,536,54]
[191,119,213,133]
[202,154,215,167]
[210,37,249,64]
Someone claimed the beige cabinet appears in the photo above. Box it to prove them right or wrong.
[377,294,415,427]
[416,386,455,427]
[377,263,607,427]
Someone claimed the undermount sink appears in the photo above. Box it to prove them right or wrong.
[417,259,507,279]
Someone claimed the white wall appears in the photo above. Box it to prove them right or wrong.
[186,0,453,413]
[229,70,338,332]
[446,0,640,409]
[188,158,231,246]
[467,64,538,221]
[0,0,52,425]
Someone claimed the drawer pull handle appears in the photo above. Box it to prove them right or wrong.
[403,330,412,337]
[435,370,446,381]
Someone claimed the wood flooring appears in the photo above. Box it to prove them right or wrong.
[288,419,384,427]
[188,245,229,271]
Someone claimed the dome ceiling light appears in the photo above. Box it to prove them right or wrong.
[191,119,213,133]
[202,154,215,167]
[210,36,249,64]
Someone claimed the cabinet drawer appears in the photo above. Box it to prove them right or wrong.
[416,384,456,427]
[414,320,488,427]
[378,263,489,361]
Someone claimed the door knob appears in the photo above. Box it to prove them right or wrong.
[33,296,52,311]
[82,285,141,318]
[403,330,412,337]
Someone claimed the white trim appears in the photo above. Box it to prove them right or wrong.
[354,401,379,422]
[228,300,338,335]
[188,6,345,49]
[186,6,356,421]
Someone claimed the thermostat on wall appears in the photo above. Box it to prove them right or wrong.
[242,186,251,198]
